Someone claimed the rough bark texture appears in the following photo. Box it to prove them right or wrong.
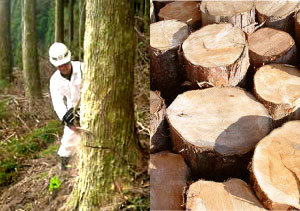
[248,27,297,69]
[55,0,64,43]
[63,1,140,210]
[79,0,86,61]
[150,91,171,154]
[186,179,266,210]
[150,151,189,210]
[200,1,256,34]
[250,121,300,210]
[253,64,300,128]
[22,0,42,100]
[166,88,272,181]
[0,0,12,83]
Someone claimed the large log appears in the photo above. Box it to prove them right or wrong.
[166,87,272,181]
[186,178,266,211]
[253,64,300,127]
[248,27,297,69]
[150,90,171,153]
[150,151,189,210]
[255,0,299,33]
[251,120,300,210]
[200,0,255,34]
[150,20,189,104]
[182,23,249,88]
[158,1,201,31]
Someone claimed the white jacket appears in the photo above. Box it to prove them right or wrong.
[50,61,83,120]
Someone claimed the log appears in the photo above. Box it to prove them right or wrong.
[158,1,201,31]
[248,27,297,69]
[251,120,300,210]
[166,87,272,181]
[182,23,249,88]
[186,178,266,211]
[150,151,189,210]
[255,0,299,33]
[150,20,189,104]
[253,64,300,127]
[150,90,171,153]
[200,0,256,34]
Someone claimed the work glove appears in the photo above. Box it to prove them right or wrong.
[62,107,80,128]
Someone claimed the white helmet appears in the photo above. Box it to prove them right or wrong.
[49,42,71,67]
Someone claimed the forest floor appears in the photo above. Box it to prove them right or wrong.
[0,34,150,210]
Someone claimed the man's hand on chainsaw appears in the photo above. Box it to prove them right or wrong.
[62,107,80,128]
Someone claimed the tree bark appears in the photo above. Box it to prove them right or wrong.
[166,87,272,181]
[62,0,141,210]
[0,0,12,84]
[250,120,300,210]
[55,0,64,42]
[22,0,42,100]
[68,0,74,47]
[79,0,85,61]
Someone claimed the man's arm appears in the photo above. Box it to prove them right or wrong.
[50,79,68,121]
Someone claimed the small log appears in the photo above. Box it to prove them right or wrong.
[248,27,297,69]
[150,20,189,104]
[200,0,256,34]
[158,1,201,31]
[253,64,300,127]
[182,23,249,88]
[251,120,300,210]
[186,178,266,211]
[150,91,171,154]
[150,151,189,210]
[255,0,299,33]
[166,87,272,180]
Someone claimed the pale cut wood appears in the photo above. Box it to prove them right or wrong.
[158,1,201,30]
[182,23,249,88]
[166,87,272,180]
[200,1,255,34]
[150,151,188,210]
[251,121,300,210]
[256,0,299,33]
[186,178,266,211]
[254,64,300,127]
[248,27,297,69]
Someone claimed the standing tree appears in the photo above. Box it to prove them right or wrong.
[68,0,74,47]
[63,0,141,210]
[22,0,42,101]
[55,0,64,42]
[0,0,12,85]
[78,0,85,61]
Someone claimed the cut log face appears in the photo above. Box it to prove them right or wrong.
[166,87,272,180]
[186,178,266,211]
[251,121,300,210]
[182,23,249,87]
[248,27,297,69]
[150,151,188,210]
[256,0,299,33]
[200,1,255,34]
[158,1,201,31]
[254,64,300,126]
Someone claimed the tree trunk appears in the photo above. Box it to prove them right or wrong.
[68,0,74,47]
[79,0,85,61]
[22,0,42,100]
[150,20,189,105]
[250,120,300,210]
[150,0,156,23]
[186,178,266,210]
[158,1,201,31]
[62,0,141,210]
[295,11,300,64]
[253,64,300,127]
[248,27,297,69]
[150,91,171,154]
[0,0,12,84]
[255,0,299,33]
[182,23,249,88]
[200,1,255,34]
[55,0,64,42]
[166,87,272,181]
[150,151,188,210]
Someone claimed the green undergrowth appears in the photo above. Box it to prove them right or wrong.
[0,120,62,186]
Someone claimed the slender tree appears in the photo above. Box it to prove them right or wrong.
[78,0,85,61]
[22,0,42,100]
[68,0,74,46]
[55,0,64,42]
[63,0,141,210]
[0,0,12,84]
